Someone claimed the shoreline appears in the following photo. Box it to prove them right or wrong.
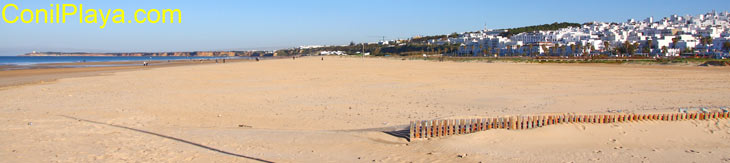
[2,55,729,90]
[0,58,253,89]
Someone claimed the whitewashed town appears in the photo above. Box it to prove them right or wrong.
[423,11,730,58]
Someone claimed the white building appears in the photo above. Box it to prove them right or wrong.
[430,10,730,56]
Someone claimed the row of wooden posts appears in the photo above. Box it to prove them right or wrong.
[409,110,730,140]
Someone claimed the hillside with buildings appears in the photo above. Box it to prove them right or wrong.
[293,11,730,58]
[22,11,730,59]
[430,10,730,58]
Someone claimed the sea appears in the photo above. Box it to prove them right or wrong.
[0,56,246,66]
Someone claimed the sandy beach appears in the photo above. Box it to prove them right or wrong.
[1,56,730,162]
[0,59,251,88]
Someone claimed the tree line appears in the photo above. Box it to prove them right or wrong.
[499,22,581,37]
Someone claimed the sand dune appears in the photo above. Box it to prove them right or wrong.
[1,56,730,162]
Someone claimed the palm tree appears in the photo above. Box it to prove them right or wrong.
[623,41,631,57]
[631,42,640,56]
[570,45,576,56]
[643,40,653,54]
[479,44,484,56]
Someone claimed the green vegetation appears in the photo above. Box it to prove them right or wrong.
[276,42,465,56]
[499,22,581,37]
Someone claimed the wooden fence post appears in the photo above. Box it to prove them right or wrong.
[418,121,426,138]
[548,114,555,125]
[466,119,471,134]
[461,119,466,134]
[519,116,527,130]
[599,115,605,123]
[639,114,644,121]
[426,121,431,139]
[676,113,680,121]
[528,116,534,129]
[433,120,437,137]
[409,121,415,140]
[487,118,492,130]
[482,118,487,131]
[495,117,500,129]
[449,119,454,135]
[475,118,480,131]
[472,118,477,132]
[444,120,449,136]
[451,119,455,135]
[510,116,516,130]
[467,119,473,134]
[452,119,457,135]
[413,121,419,139]
[455,119,461,135]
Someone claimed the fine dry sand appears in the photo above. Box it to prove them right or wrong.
[1,56,730,162]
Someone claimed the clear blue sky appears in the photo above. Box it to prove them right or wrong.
[0,0,729,55]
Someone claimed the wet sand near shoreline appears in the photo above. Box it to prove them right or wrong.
[1,56,730,162]
[0,59,251,88]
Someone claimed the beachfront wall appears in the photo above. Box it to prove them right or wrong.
[409,110,730,141]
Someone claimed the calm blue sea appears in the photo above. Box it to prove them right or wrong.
[0,56,244,65]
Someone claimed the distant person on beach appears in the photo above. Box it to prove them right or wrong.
[292,56,295,60]
[321,57,324,61]
[143,61,148,66]
[255,57,259,62]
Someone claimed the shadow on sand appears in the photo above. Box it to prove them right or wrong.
[58,115,274,163]
[382,129,410,142]
[336,125,411,142]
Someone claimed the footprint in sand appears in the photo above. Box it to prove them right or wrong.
[609,138,618,143]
